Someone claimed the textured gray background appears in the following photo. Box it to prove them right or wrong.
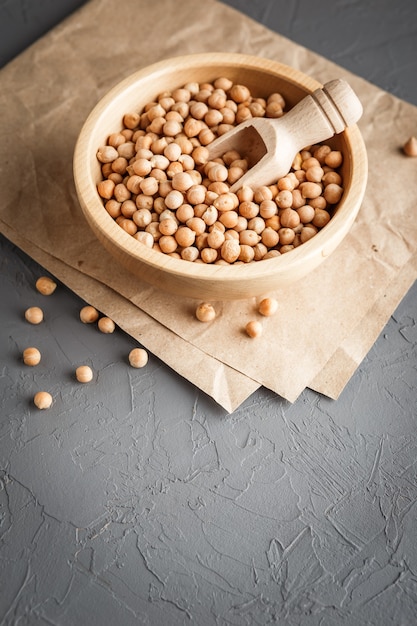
[1,1,417,625]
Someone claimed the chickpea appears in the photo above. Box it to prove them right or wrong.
[164,142,182,162]
[97,145,118,163]
[25,307,43,325]
[277,176,295,192]
[133,208,153,228]
[253,242,268,260]
[213,193,238,212]
[300,225,318,243]
[313,144,331,163]
[239,229,260,246]
[117,141,135,160]
[312,208,331,228]
[309,195,327,210]
[195,302,217,322]
[123,112,140,129]
[181,246,199,262]
[265,101,283,118]
[105,199,122,218]
[23,347,41,366]
[300,182,322,199]
[97,179,115,199]
[118,218,137,236]
[172,171,194,191]
[403,136,417,157]
[175,226,196,247]
[207,229,225,249]
[239,244,255,263]
[278,228,295,245]
[324,150,343,168]
[33,391,53,410]
[80,305,99,324]
[265,215,280,231]
[165,190,184,210]
[324,183,343,204]
[227,166,245,184]
[201,247,218,264]
[258,297,278,317]
[230,84,251,103]
[245,320,263,338]
[98,317,116,333]
[259,200,277,219]
[176,204,195,223]
[297,204,315,224]
[140,177,159,196]
[111,156,128,175]
[35,276,57,295]
[221,239,241,263]
[186,216,206,235]
[276,190,293,209]
[121,200,137,218]
[306,165,324,183]
[129,347,149,368]
[186,184,206,205]
[322,171,342,186]
[261,228,279,247]
[108,132,126,148]
[159,235,178,254]
[219,211,239,229]
[76,365,93,383]
[291,189,305,210]
[207,163,228,182]
[134,231,154,247]
[159,218,178,236]
[239,201,259,219]
[280,244,295,254]
[192,146,210,165]
[248,216,266,234]
[280,208,300,229]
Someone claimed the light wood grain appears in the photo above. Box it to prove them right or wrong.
[73,53,367,301]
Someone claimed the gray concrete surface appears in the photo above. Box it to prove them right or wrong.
[1,1,417,624]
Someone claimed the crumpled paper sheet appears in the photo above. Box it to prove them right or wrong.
[1,0,416,411]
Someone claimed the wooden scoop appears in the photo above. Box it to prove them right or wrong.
[206,79,363,192]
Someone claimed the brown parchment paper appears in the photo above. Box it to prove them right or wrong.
[1,0,416,410]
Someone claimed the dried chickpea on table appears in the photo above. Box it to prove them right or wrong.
[95,77,345,266]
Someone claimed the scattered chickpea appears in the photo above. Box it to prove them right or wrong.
[35,276,57,295]
[245,320,263,338]
[33,391,53,410]
[128,348,149,368]
[23,347,41,366]
[75,365,94,383]
[258,297,278,317]
[195,302,216,322]
[98,317,116,334]
[80,305,99,324]
[403,136,417,157]
[25,306,43,325]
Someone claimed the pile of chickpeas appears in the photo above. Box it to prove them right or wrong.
[96,77,344,264]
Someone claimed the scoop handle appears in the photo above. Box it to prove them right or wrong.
[282,79,363,150]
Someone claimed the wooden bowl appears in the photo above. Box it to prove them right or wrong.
[73,53,367,300]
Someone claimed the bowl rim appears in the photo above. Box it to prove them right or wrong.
[73,52,368,287]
